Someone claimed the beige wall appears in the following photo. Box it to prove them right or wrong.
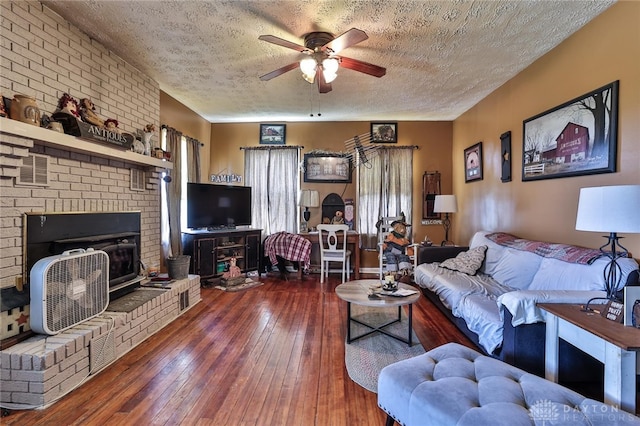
[159,2,639,265]
[206,121,452,267]
[452,1,639,259]
[208,121,452,238]
[160,91,212,183]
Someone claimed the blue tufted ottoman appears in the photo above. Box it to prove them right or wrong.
[378,343,640,426]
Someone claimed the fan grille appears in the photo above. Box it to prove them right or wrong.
[44,252,109,333]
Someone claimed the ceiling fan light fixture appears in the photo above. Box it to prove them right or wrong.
[300,57,317,78]
[322,57,339,74]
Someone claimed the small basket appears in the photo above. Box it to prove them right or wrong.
[221,275,246,287]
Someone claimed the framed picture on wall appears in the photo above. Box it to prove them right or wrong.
[522,80,618,181]
[303,154,352,183]
[370,122,397,143]
[464,142,483,183]
[259,124,286,144]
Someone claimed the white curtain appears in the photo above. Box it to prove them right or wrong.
[244,147,300,237]
[357,147,414,249]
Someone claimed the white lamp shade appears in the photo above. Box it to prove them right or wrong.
[299,189,319,208]
[434,195,458,213]
[576,185,640,233]
[300,57,317,75]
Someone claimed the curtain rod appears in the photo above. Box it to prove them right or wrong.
[240,145,304,150]
[161,124,204,146]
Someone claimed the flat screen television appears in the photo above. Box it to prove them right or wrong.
[187,183,252,229]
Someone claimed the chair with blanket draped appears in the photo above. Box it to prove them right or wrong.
[317,224,351,283]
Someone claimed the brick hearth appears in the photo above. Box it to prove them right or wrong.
[0,276,200,408]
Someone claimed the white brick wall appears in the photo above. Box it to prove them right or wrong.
[1,1,164,341]
[0,276,201,408]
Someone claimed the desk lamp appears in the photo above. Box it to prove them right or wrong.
[576,185,640,305]
[299,189,319,231]
[434,195,458,246]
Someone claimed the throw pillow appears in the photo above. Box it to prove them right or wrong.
[440,245,487,275]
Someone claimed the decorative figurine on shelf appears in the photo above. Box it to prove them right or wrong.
[331,210,345,224]
[142,123,155,155]
[382,219,414,277]
[56,93,80,118]
[222,257,242,279]
[79,98,104,128]
[104,118,121,134]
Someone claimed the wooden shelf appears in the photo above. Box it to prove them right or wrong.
[0,117,172,169]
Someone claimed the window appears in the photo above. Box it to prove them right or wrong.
[357,148,414,249]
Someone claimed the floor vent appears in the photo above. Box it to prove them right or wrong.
[179,290,189,312]
[90,332,116,374]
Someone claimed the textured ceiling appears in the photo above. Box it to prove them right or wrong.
[42,1,614,123]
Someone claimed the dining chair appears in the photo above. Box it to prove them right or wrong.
[316,224,351,283]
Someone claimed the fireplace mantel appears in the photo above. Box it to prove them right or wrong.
[0,117,172,169]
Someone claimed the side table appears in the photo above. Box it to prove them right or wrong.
[539,303,640,414]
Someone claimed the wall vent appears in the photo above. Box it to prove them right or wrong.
[179,290,189,312]
[17,153,49,186]
[130,168,145,191]
[90,331,116,374]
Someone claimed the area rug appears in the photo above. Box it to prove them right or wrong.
[345,304,425,393]
[107,289,165,312]
[215,279,263,292]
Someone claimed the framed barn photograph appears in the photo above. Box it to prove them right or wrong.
[260,124,286,144]
[370,122,397,143]
[303,153,352,183]
[522,81,618,181]
[464,142,483,183]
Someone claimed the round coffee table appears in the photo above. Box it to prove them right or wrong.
[335,279,420,346]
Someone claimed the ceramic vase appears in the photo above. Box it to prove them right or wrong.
[10,95,41,126]
[142,132,153,155]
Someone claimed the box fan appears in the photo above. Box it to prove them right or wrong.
[30,249,109,335]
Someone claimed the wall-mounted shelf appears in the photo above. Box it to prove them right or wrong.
[0,117,172,169]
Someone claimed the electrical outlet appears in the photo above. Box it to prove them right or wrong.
[15,276,23,291]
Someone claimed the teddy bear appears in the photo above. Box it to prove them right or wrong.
[382,220,414,277]
[331,210,345,224]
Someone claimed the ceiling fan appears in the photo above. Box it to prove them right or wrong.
[258,28,386,93]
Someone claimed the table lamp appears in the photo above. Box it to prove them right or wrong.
[434,195,458,246]
[576,184,640,303]
[299,189,319,231]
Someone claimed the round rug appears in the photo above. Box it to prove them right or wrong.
[344,305,425,393]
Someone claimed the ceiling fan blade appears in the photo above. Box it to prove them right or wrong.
[339,56,386,78]
[322,28,368,54]
[258,35,310,53]
[259,62,300,81]
[316,69,332,93]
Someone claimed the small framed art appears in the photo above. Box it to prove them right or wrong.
[370,122,397,143]
[260,124,286,144]
[303,153,352,183]
[464,142,483,183]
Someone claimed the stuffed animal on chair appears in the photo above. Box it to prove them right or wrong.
[382,220,414,277]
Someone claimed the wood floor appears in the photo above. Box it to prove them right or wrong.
[2,274,474,426]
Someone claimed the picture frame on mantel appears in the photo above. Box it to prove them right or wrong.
[259,124,286,144]
[522,80,618,181]
[464,142,483,183]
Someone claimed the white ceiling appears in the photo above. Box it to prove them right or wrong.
[42,0,614,123]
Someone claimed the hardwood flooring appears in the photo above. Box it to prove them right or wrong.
[2,274,473,425]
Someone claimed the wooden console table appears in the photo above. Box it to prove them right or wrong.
[298,231,360,280]
[539,303,640,413]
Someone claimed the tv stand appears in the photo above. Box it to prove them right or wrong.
[182,228,261,285]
